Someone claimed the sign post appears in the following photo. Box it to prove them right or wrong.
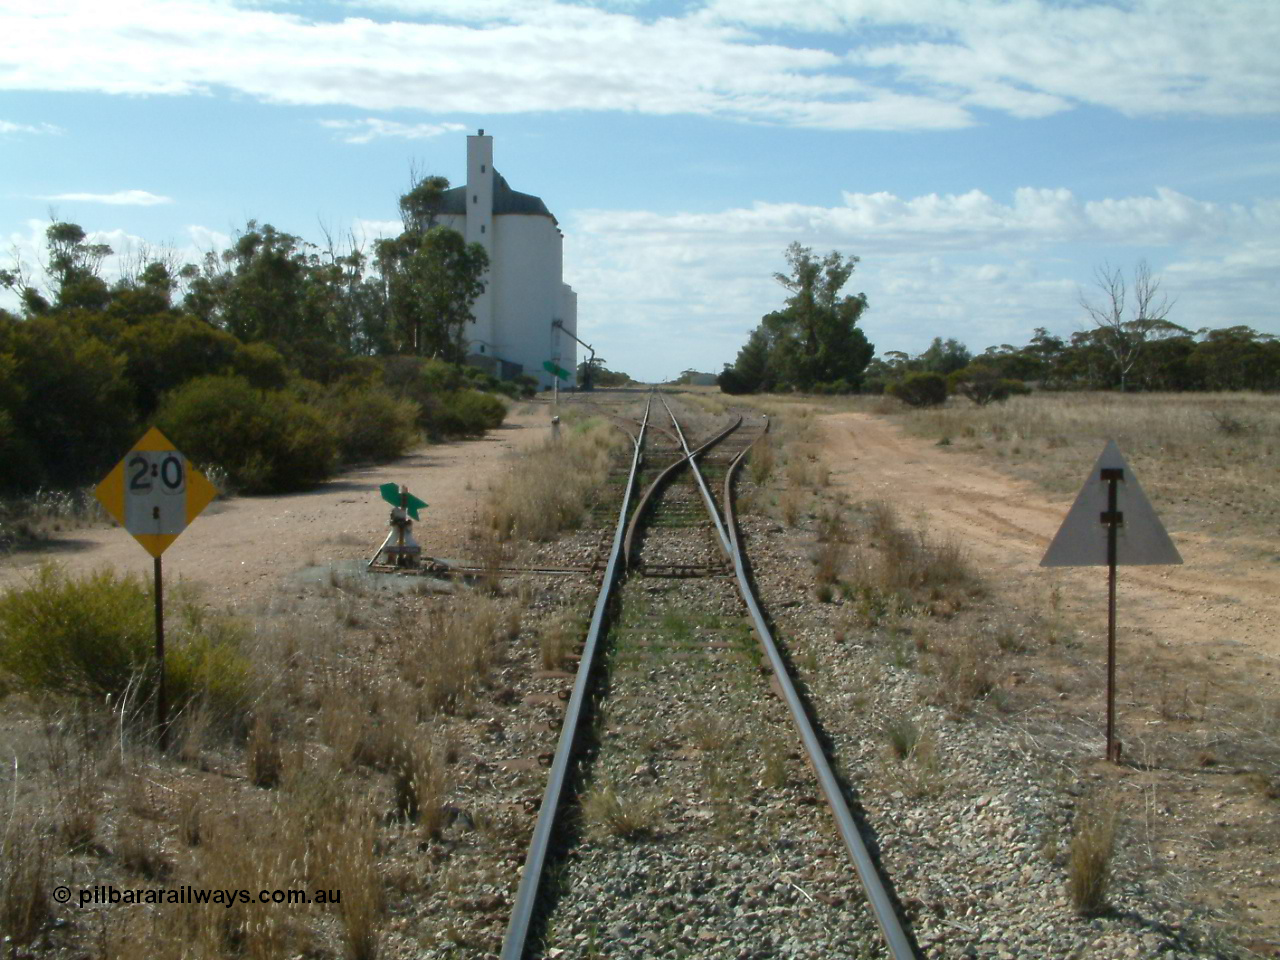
[1041,441,1182,762]
[542,360,570,407]
[95,427,218,748]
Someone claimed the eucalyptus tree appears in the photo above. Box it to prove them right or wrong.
[1079,260,1174,392]
[761,242,873,391]
[374,175,489,360]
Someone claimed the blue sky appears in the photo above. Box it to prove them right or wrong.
[2,0,1278,381]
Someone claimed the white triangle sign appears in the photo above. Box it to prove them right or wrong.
[1041,440,1183,568]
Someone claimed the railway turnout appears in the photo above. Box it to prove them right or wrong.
[496,393,919,959]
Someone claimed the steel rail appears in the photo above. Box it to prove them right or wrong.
[657,394,733,559]
[500,395,652,960]
[622,412,743,568]
[720,417,920,960]
[573,397,680,445]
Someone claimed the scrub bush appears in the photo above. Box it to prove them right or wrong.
[946,365,1031,406]
[327,387,420,463]
[887,372,947,408]
[0,564,151,699]
[158,374,338,493]
[0,564,252,727]
[426,389,506,438]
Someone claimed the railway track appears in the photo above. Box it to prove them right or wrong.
[500,393,919,959]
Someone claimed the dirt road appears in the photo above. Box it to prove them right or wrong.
[0,406,552,607]
[816,411,1280,666]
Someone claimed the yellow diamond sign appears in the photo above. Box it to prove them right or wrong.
[95,427,219,558]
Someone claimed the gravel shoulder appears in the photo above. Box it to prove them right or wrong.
[814,410,1280,667]
[810,409,1280,955]
[0,405,553,605]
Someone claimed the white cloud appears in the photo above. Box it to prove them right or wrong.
[5,0,1270,129]
[39,190,173,206]
[0,120,63,135]
[351,218,403,247]
[0,0,925,128]
[566,183,1280,377]
[579,187,1278,252]
[709,0,1280,118]
[319,118,466,143]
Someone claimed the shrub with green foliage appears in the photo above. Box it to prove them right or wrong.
[117,316,242,416]
[418,357,466,394]
[887,372,948,407]
[166,618,253,731]
[946,365,1030,406]
[0,564,252,726]
[232,340,291,390]
[810,379,855,395]
[717,366,753,395]
[326,387,420,463]
[427,389,507,438]
[0,312,138,490]
[0,564,151,700]
[158,374,339,493]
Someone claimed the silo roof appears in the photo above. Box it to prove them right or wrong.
[440,170,556,224]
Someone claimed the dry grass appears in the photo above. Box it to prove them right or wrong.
[881,713,924,760]
[44,716,102,852]
[0,485,109,548]
[115,814,172,881]
[877,716,947,799]
[671,387,729,416]
[897,391,1280,534]
[747,436,775,485]
[582,779,663,840]
[390,734,448,836]
[812,539,847,587]
[538,611,581,671]
[248,711,283,787]
[484,416,626,541]
[759,738,788,789]
[1069,792,1119,917]
[399,596,503,715]
[836,500,977,627]
[0,814,50,945]
[682,715,731,753]
[863,500,972,599]
[785,446,819,488]
[778,489,803,527]
[924,628,1003,712]
[324,814,386,960]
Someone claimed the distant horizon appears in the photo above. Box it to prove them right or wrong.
[3,1,1277,381]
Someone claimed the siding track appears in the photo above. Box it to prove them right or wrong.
[501,392,919,959]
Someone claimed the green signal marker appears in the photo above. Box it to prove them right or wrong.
[379,482,427,520]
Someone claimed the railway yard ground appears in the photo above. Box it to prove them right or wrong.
[1,389,1278,960]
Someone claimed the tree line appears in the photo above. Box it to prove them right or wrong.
[0,176,522,498]
[719,253,1280,401]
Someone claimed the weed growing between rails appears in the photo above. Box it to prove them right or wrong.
[538,577,888,958]
[895,390,1280,535]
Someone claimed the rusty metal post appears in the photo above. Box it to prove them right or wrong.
[154,555,168,750]
[1101,467,1123,763]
